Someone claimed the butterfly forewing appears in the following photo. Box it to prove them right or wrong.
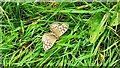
[42,33,57,51]
[50,22,69,37]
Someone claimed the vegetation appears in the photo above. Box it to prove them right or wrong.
[1,2,120,67]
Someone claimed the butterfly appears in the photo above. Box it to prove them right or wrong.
[42,22,69,51]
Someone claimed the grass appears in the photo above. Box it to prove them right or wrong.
[0,2,120,67]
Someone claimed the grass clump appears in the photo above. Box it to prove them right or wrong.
[1,2,120,67]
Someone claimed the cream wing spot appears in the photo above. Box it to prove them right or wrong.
[47,46,51,49]
[43,44,48,51]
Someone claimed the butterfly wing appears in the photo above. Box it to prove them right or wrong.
[42,33,57,51]
[50,22,69,37]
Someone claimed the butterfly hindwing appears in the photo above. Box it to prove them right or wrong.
[42,33,57,51]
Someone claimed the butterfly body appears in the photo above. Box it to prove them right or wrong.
[42,22,69,51]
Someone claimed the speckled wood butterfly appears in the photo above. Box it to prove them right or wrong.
[42,22,69,51]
